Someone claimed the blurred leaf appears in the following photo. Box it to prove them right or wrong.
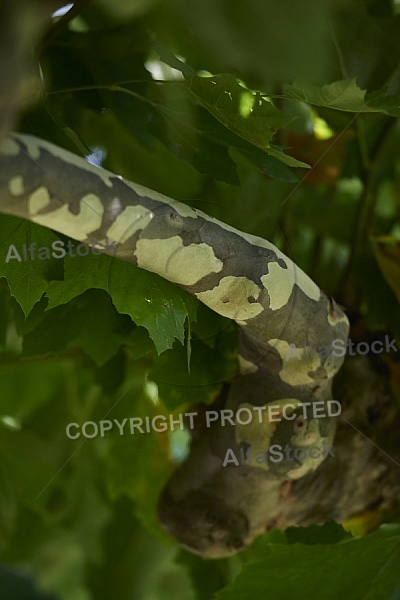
[0,0,47,137]
[176,550,226,600]
[355,250,400,333]
[330,4,400,91]
[97,0,159,20]
[0,563,57,600]
[216,525,400,600]
[0,361,67,421]
[285,131,354,185]
[103,387,172,539]
[150,325,237,410]
[147,91,241,184]
[162,0,332,85]
[365,0,394,17]
[32,535,90,600]
[79,109,204,202]
[0,429,61,509]
[371,236,400,303]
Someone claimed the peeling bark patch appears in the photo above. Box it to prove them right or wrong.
[24,138,41,160]
[235,399,303,465]
[31,193,104,240]
[28,186,51,215]
[135,237,223,285]
[196,276,263,320]
[268,338,322,385]
[164,242,224,285]
[8,175,24,195]
[261,260,320,311]
[135,236,182,275]
[322,353,343,379]
[107,205,154,243]
[280,353,322,386]
[261,262,294,310]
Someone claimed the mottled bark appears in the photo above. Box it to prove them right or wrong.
[1,135,398,557]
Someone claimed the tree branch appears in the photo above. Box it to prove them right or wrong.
[0,132,352,556]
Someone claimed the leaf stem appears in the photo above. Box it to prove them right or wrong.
[47,80,171,96]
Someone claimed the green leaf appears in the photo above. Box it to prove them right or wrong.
[285,79,367,112]
[285,521,351,545]
[190,302,230,349]
[216,525,400,600]
[24,290,128,366]
[47,252,196,355]
[285,79,400,116]
[186,74,293,151]
[0,216,62,315]
[46,253,110,309]
[109,260,197,355]
[231,146,300,183]
[265,145,310,168]
[366,88,400,116]
[77,291,130,367]
[183,73,309,175]
[146,86,241,185]
[150,325,238,411]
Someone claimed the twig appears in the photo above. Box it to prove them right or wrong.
[39,0,93,52]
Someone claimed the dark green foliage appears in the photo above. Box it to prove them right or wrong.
[1,0,400,598]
